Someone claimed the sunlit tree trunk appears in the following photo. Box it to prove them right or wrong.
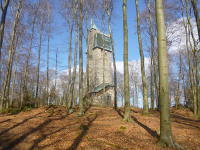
[108,19,117,109]
[35,22,43,99]
[189,0,200,119]
[78,0,84,116]
[70,22,78,110]
[23,14,36,106]
[135,0,148,114]
[67,25,73,112]
[46,30,50,105]
[147,0,156,110]
[1,0,22,110]
[0,0,10,69]
[175,53,182,109]
[123,0,131,121]
[68,25,73,88]
[10,64,17,107]
[183,0,199,117]
[156,0,179,147]
[191,0,200,41]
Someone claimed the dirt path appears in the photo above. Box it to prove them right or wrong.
[0,106,199,150]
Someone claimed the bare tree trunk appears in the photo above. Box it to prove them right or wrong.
[147,0,156,110]
[69,23,78,112]
[68,25,73,87]
[123,0,131,121]
[0,0,10,68]
[46,33,50,105]
[188,0,200,119]
[23,14,36,106]
[55,48,58,92]
[1,0,22,110]
[135,83,138,107]
[135,0,148,114]
[10,64,17,107]
[36,21,44,99]
[150,56,155,109]
[191,0,200,41]
[175,53,182,109]
[78,0,84,116]
[107,11,117,109]
[67,25,73,111]
[182,0,199,116]
[156,0,181,147]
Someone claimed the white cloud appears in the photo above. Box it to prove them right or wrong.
[167,17,199,54]
[113,57,151,75]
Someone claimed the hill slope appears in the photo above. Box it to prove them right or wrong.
[0,106,199,150]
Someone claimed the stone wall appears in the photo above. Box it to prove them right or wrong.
[87,28,114,106]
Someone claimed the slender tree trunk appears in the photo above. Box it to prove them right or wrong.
[70,23,78,110]
[67,25,73,111]
[184,0,199,116]
[135,0,148,114]
[55,48,58,91]
[150,57,155,109]
[68,25,73,87]
[108,14,117,109]
[78,0,84,116]
[175,53,182,109]
[86,28,89,92]
[1,0,22,110]
[23,15,36,106]
[0,0,10,68]
[35,23,44,99]
[147,0,156,110]
[46,33,50,105]
[0,0,10,85]
[135,83,138,107]
[156,0,180,147]
[123,0,131,121]
[188,0,200,119]
[180,0,194,112]
[10,64,17,107]
[191,0,200,41]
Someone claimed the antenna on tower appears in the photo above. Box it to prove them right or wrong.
[90,18,98,30]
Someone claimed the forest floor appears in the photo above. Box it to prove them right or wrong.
[0,106,199,150]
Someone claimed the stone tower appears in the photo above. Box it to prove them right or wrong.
[87,25,114,106]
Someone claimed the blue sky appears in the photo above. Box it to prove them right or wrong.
[41,0,146,72]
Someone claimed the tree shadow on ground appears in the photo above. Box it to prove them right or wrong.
[171,114,200,122]
[0,111,68,150]
[116,109,159,138]
[29,121,79,150]
[0,119,11,124]
[67,113,97,150]
[174,120,200,129]
[171,114,200,130]
[0,112,44,136]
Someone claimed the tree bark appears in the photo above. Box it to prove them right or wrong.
[35,23,43,99]
[1,0,22,110]
[78,0,84,116]
[0,0,10,66]
[135,0,148,114]
[67,25,73,112]
[123,0,131,121]
[23,13,36,106]
[147,0,156,110]
[156,0,179,147]
[191,0,200,41]
[108,21,117,109]
[46,30,50,105]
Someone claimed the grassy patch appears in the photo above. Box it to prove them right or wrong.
[1,108,21,115]
[119,126,127,130]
